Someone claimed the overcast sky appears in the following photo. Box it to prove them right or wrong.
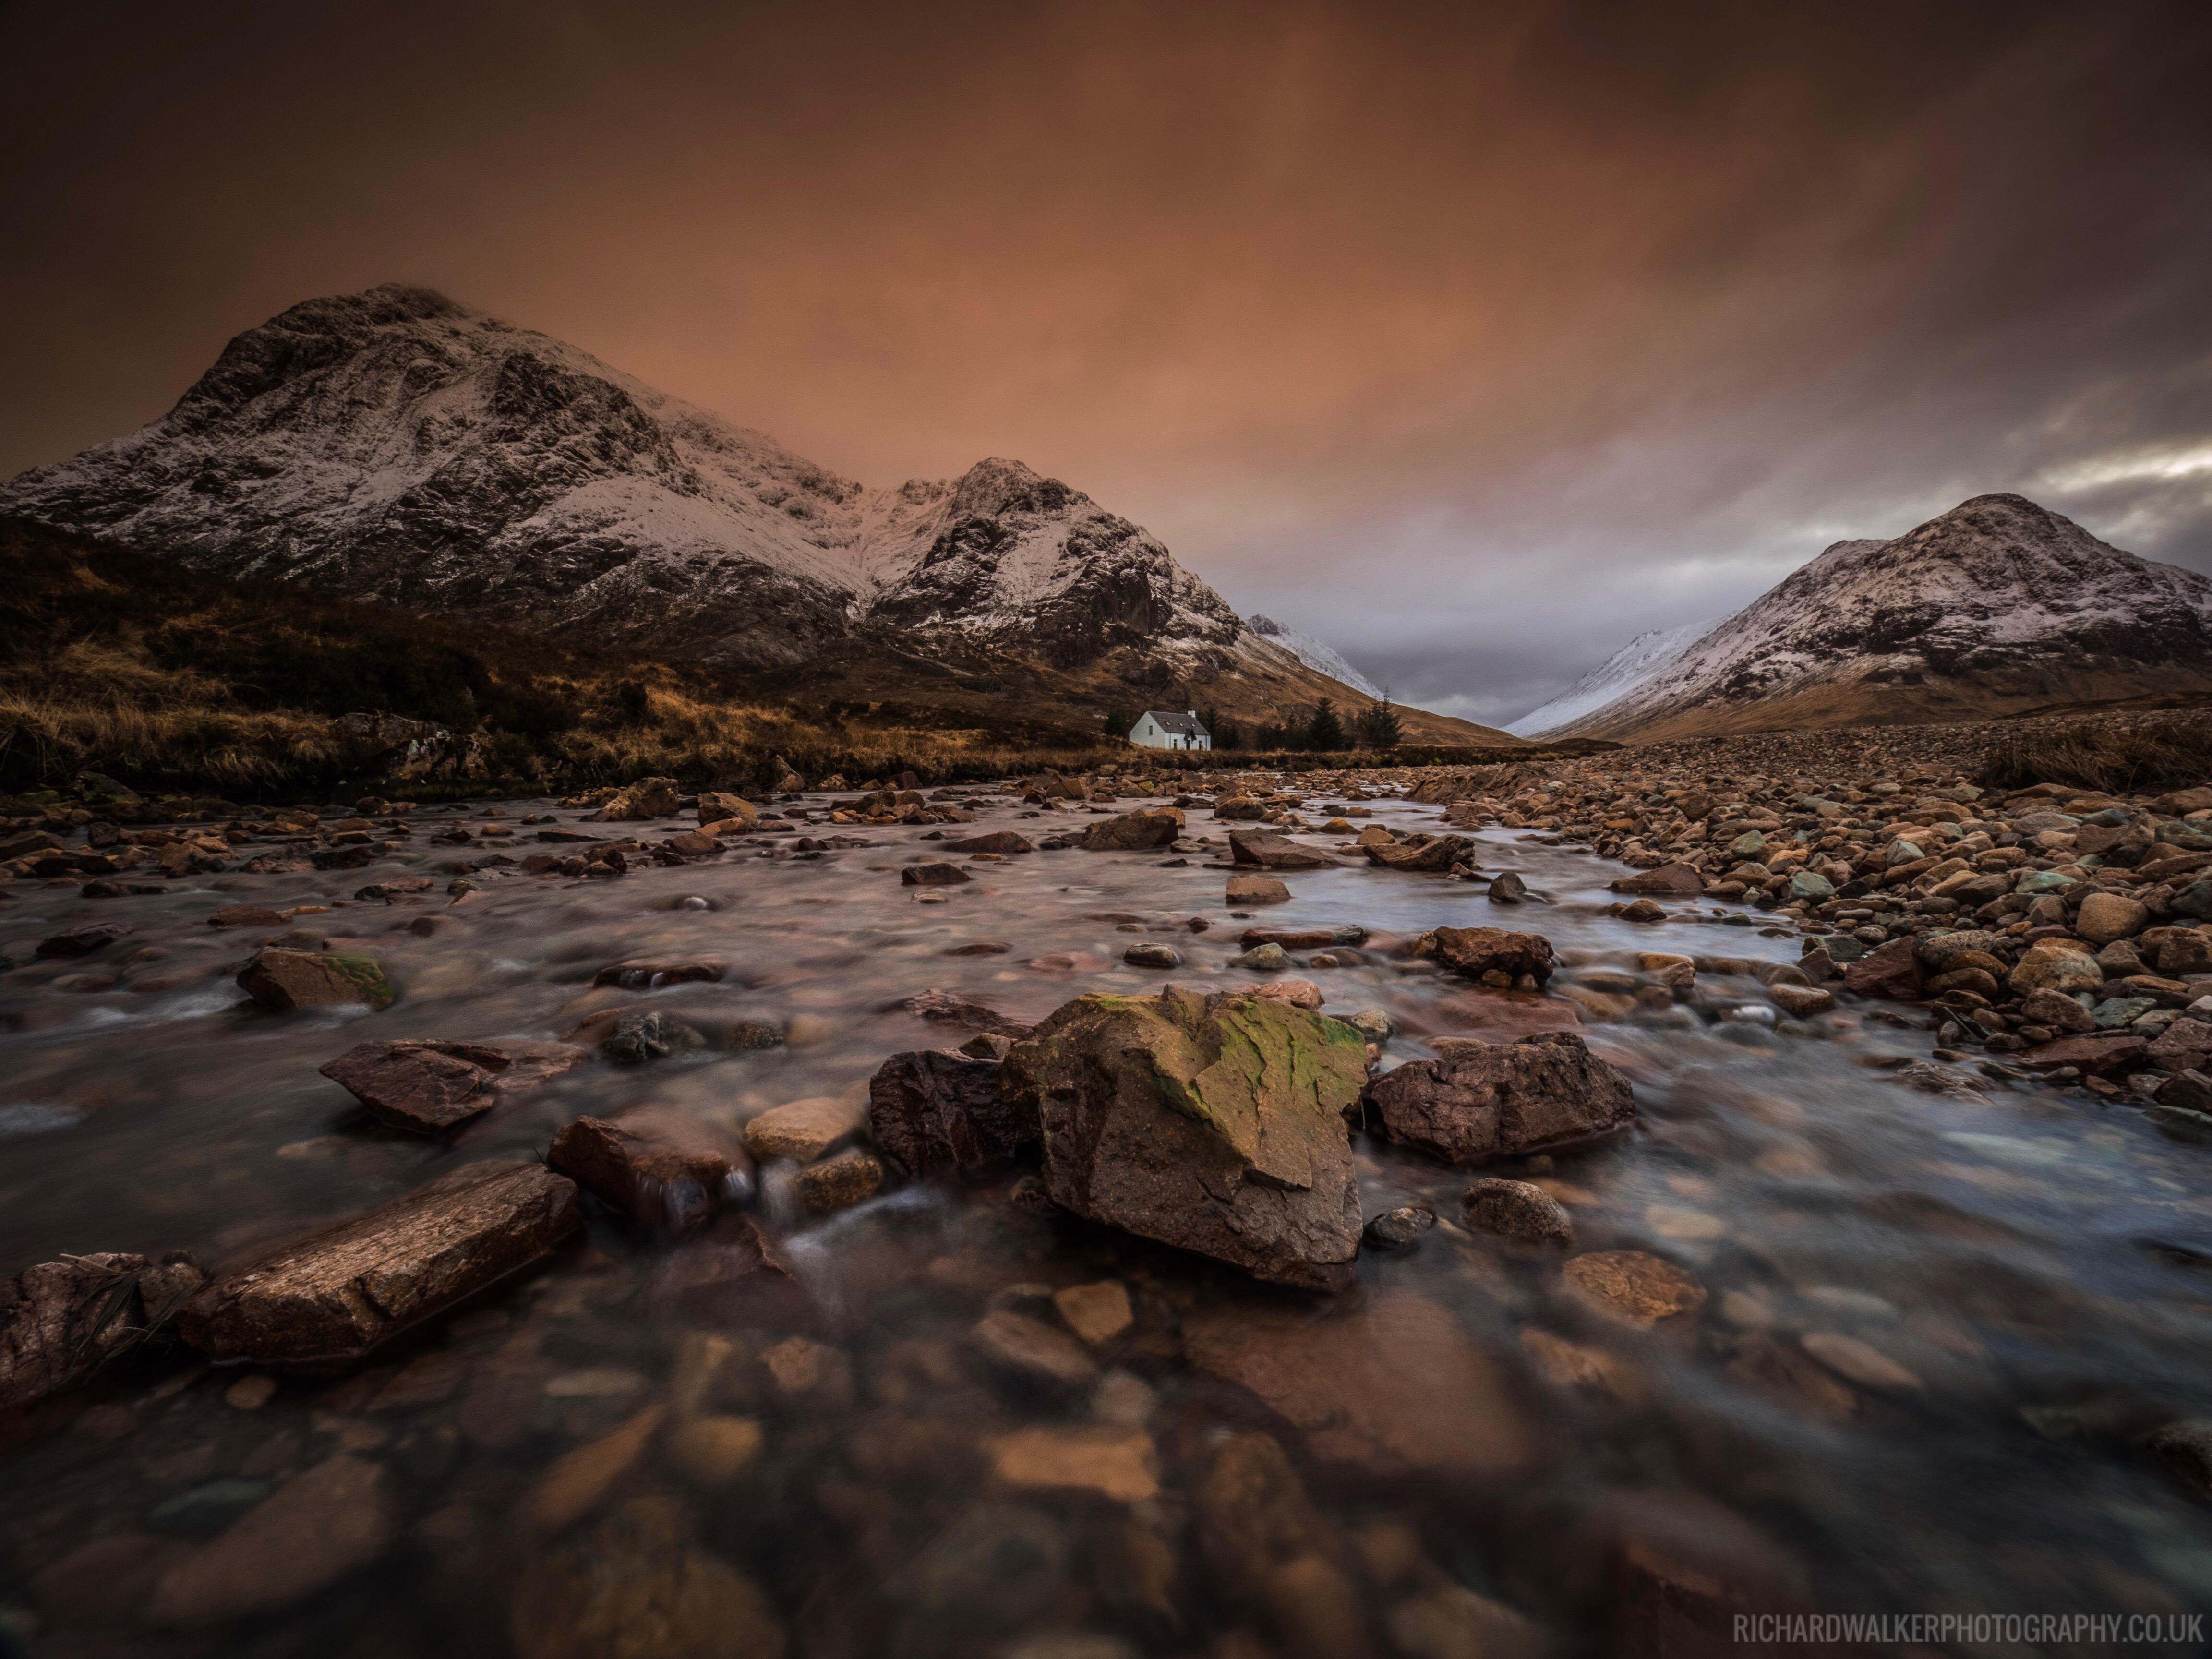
[4,0,2209,726]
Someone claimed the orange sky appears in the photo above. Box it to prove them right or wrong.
[4,0,2209,721]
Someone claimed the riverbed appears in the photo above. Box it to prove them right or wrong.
[2,782,2209,1656]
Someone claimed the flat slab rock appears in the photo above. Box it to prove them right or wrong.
[319,1038,588,1132]
[1184,1290,1536,1476]
[1000,985,1368,1290]
[1367,1032,1635,1165]
[176,1160,579,1367]
[550,1105,752,1236]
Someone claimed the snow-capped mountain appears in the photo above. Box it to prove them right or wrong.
[1504,618,1714,738]
[1515,494,2212,741]
[1243,616,1384,701]
[0,285,1246,679]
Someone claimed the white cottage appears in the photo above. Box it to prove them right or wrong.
[1128,709,1210,750]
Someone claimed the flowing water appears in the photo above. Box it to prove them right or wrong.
[3,785,2210,1656]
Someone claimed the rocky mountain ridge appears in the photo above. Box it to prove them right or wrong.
[2,285,1498,740]
[1512,494,2212,741]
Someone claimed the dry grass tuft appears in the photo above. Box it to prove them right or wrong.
[1975,715,2212,795]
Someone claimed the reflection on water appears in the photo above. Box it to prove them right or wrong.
[2,784,2211,1655]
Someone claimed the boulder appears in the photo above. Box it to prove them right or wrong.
[318,1038,588,1133]
[237,947,396,1011]
[1366,1032,1634,1165]
[1,1251,176,1411]
[695,791,757,826]
[2007,940,2104,997]
[1364,833,1477,873]
[744,1094,867,1162]
[1080,808,1185,851]
[550,1106,752,1236]
[944,830,1034,854]
[867,1050,1038,1175]
[1416,926,1556,986]
[147,1454,399,1628]
[1487,870,1530,903]
[1230,828,1337,870]
[36,922,134,958]
[176,1161,579,1366]
[1461,1178,1573,1244]
[1842,938,1922,999]
[1610,863,1704,896]
[1183,1291,1535,1476]
[1226,873,1291,905]
[2019,987,2095,1034]
[999,986,1368,1290]
[591,777,680,821]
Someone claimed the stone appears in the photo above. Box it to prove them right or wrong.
[319,1038,587,1133]
[667,1414,764,1485]
[902,861,972,885]
[945,830,1034,854]
[1788,868,1835,902]
[1226,873,1291,904]
[1487,869,1529,903]
[1234,943,1293,972]
[1433,991,1583,1039]
[1801,1332,1922,1392]
[866,1050,1034,1175]
[176,1161,580,1366]
[36,921,135,957]
[147,1454,399,1627]
[2020,1034,2148,1073]
[2148,1018,2212,1068]
[550,1106,751,1237]
[1767,983,1836,1017]
[695,791,757,826]
[1362,1206,1436,1249]
[971,1309,1099,1393]
[1000,986,1368,1290]
[1367,1033,1635,1165]
[1561,1251,1707,1326]
[2075,891,2150,946]
[1081,808,1185,851]
[1416,926,1557,986]
[1461,1178,1574,1244]
[1364,832,1478,872]
[236,947,396,1010]
[592,959,726,988]
[1841,938,1922,999]
[1183,1291,1534,1477]
[511,1500,786,1659]
[986,1426,1159,1503]
[526,1405,668,1535]
[1611,862,1705,895]
[208,904,286,928]
[761,1336,854,1411]
[794,1149,884,1211]
[2008,940,2104,997]
[1230,828,1336,870]
[1123,942,1181,967]
[0,1251,159,1411]
[1251,976,1323,1010]
[745,1094,867,1162]
[1052,1281,1134,1347]
[2020,987,2096,1034]
[599,1009,705,1064]
[2147,1420,2212,1500]
[904,987,1035,1038]
[590,777,680,820]
[1618,898,1666,923]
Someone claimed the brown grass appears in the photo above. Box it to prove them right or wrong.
[1975,715,2212,795]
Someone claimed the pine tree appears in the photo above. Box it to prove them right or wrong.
[1357,697,1403,749]
[1307,697,1345,751]
[1102,709,1134,739]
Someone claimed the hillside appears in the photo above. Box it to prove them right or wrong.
[1510,493,2212,741]
[0,284,1505,748]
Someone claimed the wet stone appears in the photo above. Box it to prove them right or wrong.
[1462,1178,1575,1245]
[1562,1250,1707,1327]
[148,1453,399,1628]
[793,1148,884,1212]
[550,1105,752,1236]
[1362,1206,1437,1249]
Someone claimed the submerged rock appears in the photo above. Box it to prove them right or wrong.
[1367,1033,1634,1164]
[147,1453,399,1628]
[511,1498,786,1659]
[867,1049,1036,1175]
[1461,1178,1574,1245]
[1000,985,1368,1289]
[319,1038,587,1133]
[550,1106,752,1236]
[177,1160,579,1366]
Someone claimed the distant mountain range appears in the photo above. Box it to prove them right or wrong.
[0,285,1507,746]
[1507,493,2212,741]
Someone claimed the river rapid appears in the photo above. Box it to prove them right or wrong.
[2,781,2209,1657]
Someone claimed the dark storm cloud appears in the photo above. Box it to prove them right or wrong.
[2,0,2208,727]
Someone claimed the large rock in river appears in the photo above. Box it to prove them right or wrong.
[318,1038,588,1133]
[238,947,397,1010]
[867,1049,1036,1175]
[549,1106,752,1237]
[176,1160,579,1366]
[1366,1032,1634,1164]
[1080,807,1184,851]
[1227,828,1335,871]
[1415,926,1557,986]
[999,986,1368,1290]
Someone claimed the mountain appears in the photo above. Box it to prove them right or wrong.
[1503,618,1713,738]
[1244,616,1384,700]
[0,284,1510,746]
[1509,494,2212,741]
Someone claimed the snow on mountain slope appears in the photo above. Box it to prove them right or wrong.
[0,285,1244,675]
[1242,616,1384,701]
[1527,493,2212,741]
[1505,618,1714,738]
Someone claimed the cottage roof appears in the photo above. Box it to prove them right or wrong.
[1142,710,1208,736]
